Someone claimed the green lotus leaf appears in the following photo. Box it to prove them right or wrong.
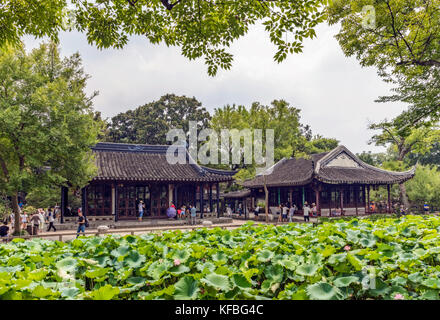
[169,264,191,275]
[333,276,359,287]
[174,276,199,300]
[421,290,440,300]
[171,249,191,262]
[257,249,274,262]
[408,272,423,284]
[231,274,252,289]
[32,285,57,299]
[90,285,119,300]
[422,278,440,289]
[56,257,77,272]
[111,245,131,258]
[85,267,108,279]
[212,251,227,262]
[147,260,171,280]
[328,253,346,265]
[201,274,231,291]
[124,251,146,268]
[307,282,341,300]
[295,263,319,277]
[61,287,81,300]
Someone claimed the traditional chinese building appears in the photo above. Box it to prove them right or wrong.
[60,142,235,222]
[242,145,415,216]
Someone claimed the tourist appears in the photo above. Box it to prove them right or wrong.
[138,200,144,222]
[46,208,56,232]
[303,202,311,222]
[282,203,288,222]
[190,204,197,225]
[278,204,283,222]
[30,212,41,235]
[0,221,9,238]
[76,210,86,238]
[167,202,177,219]
[54,205,61,222]
[20,211,28,230]
[312,203,318,217]
[238,203,243,216]
[289,203,296,222]
[423,202,430,214]
[37,209,45,231]
[399,204,406,216]
[226,204,232,217]
[185,205,191,223]
[254,205,260,217]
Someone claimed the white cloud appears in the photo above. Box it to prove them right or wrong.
[23,22,407,154]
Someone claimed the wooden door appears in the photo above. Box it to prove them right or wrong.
[151,184,168,217]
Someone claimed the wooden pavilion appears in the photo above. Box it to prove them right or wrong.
[60,142,235,222]
[242,145,415,216]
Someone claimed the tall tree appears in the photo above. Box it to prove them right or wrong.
[1,0,328,76]
[0,43,102,234]
[209,99,338,178]
[328,0,440,125]
[106,94,211,145]
[369,120,440,208]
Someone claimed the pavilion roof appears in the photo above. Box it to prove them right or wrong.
[220,189,251,199]
[91,142,235,183]
[242,145,415,188]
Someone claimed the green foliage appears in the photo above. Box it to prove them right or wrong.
[0,42,103,232]
[406,165,440,208]
[1,0,327,76]
[356,151,388,167]
[209,100,338,174]
[328,0,440,125]
[1,216,440,299]
[105,94,210,145]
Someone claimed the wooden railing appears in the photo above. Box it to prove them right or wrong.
[1,223,241,243]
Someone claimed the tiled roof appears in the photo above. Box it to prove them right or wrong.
[242,145,415,187]
[242,157,314,188]
[91,142,235,183]
[221,189,251,199]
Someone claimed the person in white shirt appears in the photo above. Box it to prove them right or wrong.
[303,202,311,222]
[289,203,296,222]
[37,209,45,231]
[282,204,288,222]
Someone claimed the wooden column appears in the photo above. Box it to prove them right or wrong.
[290,188,293,207]
[81,187,87,218]
[387,184,391,213]
[114,184,119,222]
[216,182,220,218]
[200,183,204,217]
[209,184,213,213]
[355,186,358,215]
[329,187,332,216]
[193,185,197,208]
[340,187,344,215]
[315,189,320,216]
[362,185,366,214]
[60,186,68,224]
[174,184,178,207]
[367,185,370,213]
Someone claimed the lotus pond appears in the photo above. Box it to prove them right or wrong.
[1,215,440,300]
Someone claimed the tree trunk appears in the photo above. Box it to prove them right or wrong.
[264,175,269,223]
[11,192,21,235]
[397,148,410,210]
[399,183,410,210]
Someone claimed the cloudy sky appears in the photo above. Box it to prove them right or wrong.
[24,22,407,154]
